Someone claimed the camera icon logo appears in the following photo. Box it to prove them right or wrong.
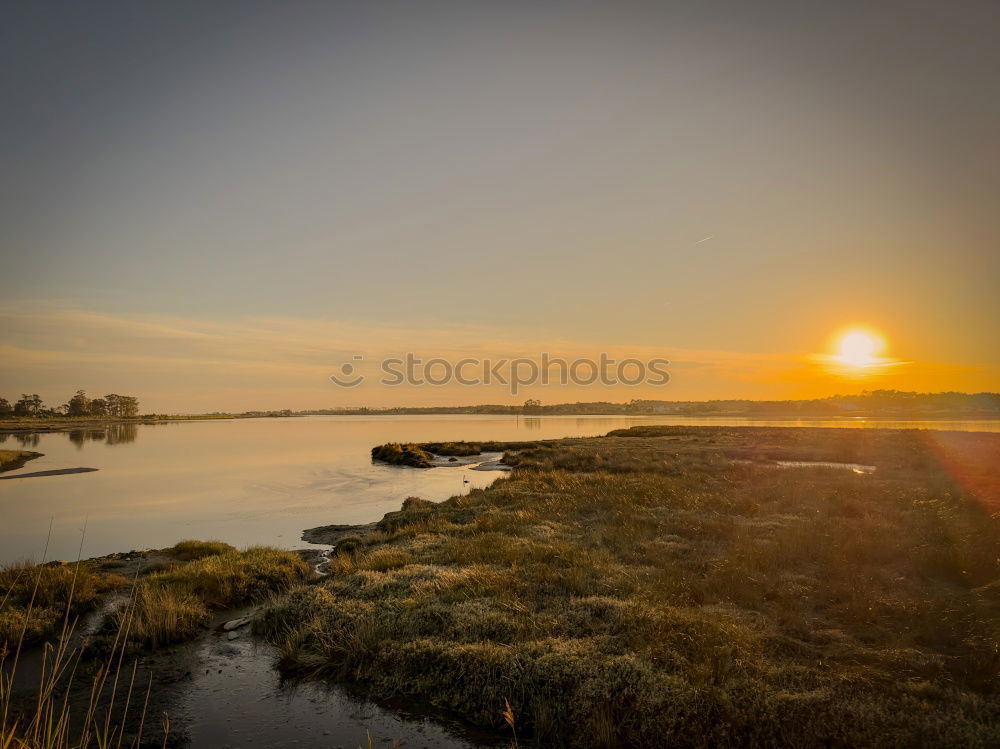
[329,355,365,387]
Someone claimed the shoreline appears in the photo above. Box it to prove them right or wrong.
[3,411,999,436]
[0,414,238,433]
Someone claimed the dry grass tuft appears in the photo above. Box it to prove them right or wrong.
[0,562,127,648]
[166,539,236,561]
[123,546,312,647]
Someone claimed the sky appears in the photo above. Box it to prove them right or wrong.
[1,0,998,411]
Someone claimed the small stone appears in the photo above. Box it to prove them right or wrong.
[223,616,252,631]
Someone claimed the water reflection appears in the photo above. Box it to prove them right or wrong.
[14,433,40,448]
[0,424,139,450]
[67,423,138,448]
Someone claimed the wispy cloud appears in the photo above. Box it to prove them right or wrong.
[0,302,993,412]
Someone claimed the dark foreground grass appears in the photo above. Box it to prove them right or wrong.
[1,543,312,652]
[0,563,128,647]
[261,426,1000,747]
[2,542,312,748]
[121,545,313,648]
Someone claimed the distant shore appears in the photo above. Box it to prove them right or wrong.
[2,408,998,435]
[0,414,238,433]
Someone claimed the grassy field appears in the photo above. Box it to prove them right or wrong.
[260,426,1000,747]
[0,449,42,472]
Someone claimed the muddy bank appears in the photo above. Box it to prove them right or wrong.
[302,521,378,547]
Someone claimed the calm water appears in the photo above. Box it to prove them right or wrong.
[173,624,503,749]
[2,414,998,564]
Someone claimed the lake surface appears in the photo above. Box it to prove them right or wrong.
[2,414,998,564]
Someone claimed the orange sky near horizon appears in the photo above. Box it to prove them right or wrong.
[1,304,995,412]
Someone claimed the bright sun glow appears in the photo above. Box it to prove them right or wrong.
[837,331,883,368]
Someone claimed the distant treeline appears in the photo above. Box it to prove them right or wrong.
[0,390,140,418]
[3,389,996,421]
[277,390,1000,418]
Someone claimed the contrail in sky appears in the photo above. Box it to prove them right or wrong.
[694,235,715,244]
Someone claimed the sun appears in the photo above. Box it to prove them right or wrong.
[814,326,900,378]
[836,330,883,368]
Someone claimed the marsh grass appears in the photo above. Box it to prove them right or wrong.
[122,585,208,649]
[122,546,312,648]
[1,542,313,746]
[1,561,164,748]
[0,564,127,648]
[165,539,235,561]
[262,427,1000,747]
[371,443,435,468]
[3,545,311,653]
[416,441,537,456]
